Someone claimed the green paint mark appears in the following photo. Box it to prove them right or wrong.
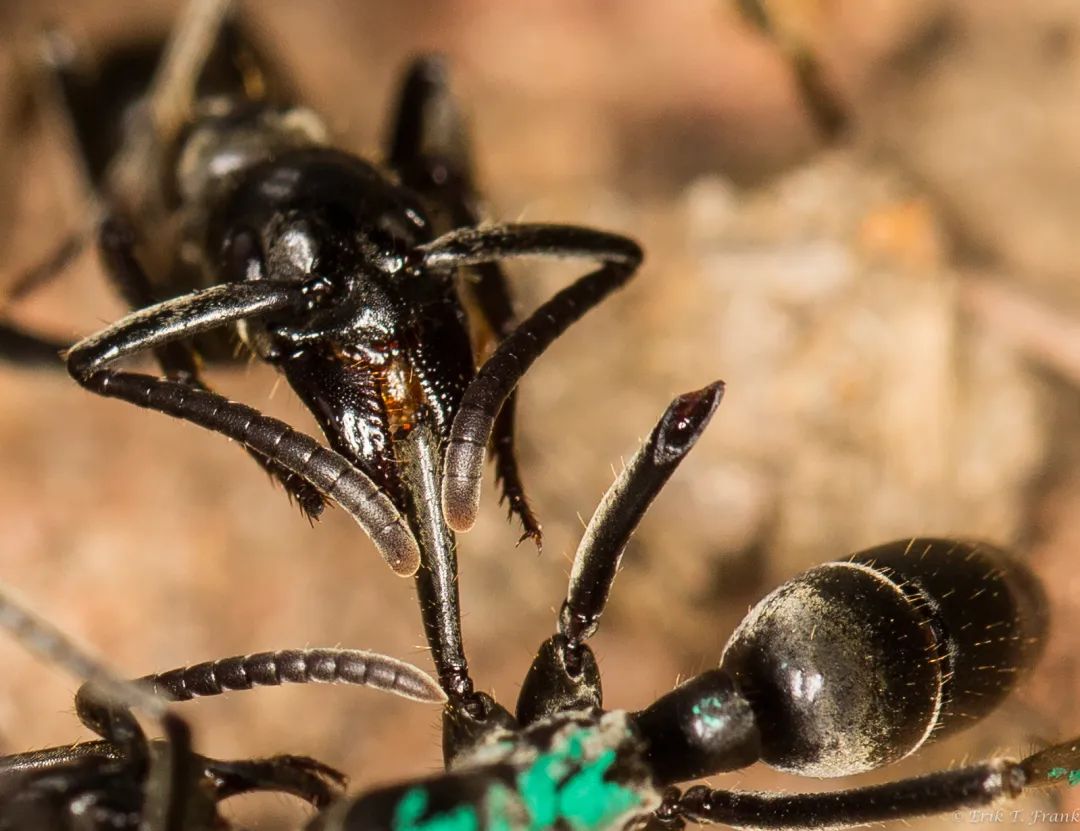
[395,787,479,831]
[511,726,642,831]
[397,724,644,831]
[518,745,566,828]
[396,788,429,825]
[1045,767,1080,787]
[691,696,727,731]
[484,784,517,831]
[559,749,640,830]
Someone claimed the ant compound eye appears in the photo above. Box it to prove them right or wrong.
[277,222,319,275]
[257,216,326,284]
[719,538,1046,778]
[222,227,265,282]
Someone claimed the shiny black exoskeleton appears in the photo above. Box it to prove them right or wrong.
[0,1,641,704]
[300,383,1071,831]
[5,382,1075,831]
[3,4,1077,830]
[0,588,446,831]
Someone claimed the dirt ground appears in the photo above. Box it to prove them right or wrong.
[0,1,1078,829]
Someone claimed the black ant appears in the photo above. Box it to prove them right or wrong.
[3,4,1077,829]
[0,0,640,705]
[0,585,445,830]
[286,383,1079,831]
[4,383,1077,830]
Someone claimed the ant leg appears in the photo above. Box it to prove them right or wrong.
[0,233,87,367]
[65,283,421,575]
[205,755,346,808]
[75,648,442,818]
[0,741,343,812]
[386,56,472,205]
[0,59,90,368]
[0,226,84,370]
[0,26,103,308]
[0,588,199,831]
[490,400,540,545]
[414,223,643,533]
[151,714,199,831]
[733,1,849,142]
[4,232,89,305]
[0,323,68,367]
[387,57,541,546]
[70,649,441,820]
[515,383,723,724]
[148,0,233,137]
[674,736,1080,829]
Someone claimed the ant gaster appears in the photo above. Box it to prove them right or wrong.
[5,383,1078,831]
[300,383,1076,831]
[4,5,1078,830]
[0,0,641,706]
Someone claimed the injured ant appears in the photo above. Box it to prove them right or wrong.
[0,586,444,830]
[7,382,1074,830]
[0,0,640,700]
[288,383,1078,831]
[4,4,1074,828]
[295,382,1080,829]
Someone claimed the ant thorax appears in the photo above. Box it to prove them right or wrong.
[425,710,660,831]
[2,0,1076,826]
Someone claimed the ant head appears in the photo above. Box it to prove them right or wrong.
[214,149,437,354]
[220,211,419,356]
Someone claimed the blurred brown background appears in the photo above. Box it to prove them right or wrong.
[1,0,1078,828]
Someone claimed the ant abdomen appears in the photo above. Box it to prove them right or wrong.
[719,539,1047,778]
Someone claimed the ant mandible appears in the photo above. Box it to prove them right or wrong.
[0,0,640,705]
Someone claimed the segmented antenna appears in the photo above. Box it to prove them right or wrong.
[139,648,448,705]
